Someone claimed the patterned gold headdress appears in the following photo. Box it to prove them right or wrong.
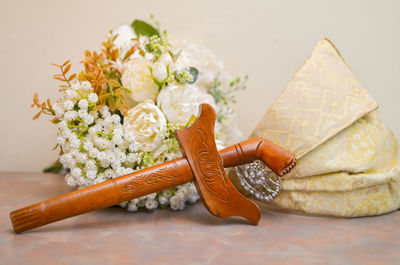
[235,38,400,217]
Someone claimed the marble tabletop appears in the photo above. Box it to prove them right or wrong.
[1,172,399,265]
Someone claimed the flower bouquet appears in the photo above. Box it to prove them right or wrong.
[32,16,247,212]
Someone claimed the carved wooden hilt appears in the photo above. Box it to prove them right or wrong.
[10,104,296,233]
[175,104,295,225]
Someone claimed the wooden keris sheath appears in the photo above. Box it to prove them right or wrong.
[10,104,296,233]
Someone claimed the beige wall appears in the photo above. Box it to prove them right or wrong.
[0,0,399,172]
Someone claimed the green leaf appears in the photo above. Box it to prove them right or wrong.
[43,161,63,173]
[131,20,160,38]
[168,50,182,62]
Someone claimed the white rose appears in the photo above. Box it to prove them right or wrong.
[121,58,159,102]
[157,83,215,124]
[123,100,167,152]
[171,40,231,89]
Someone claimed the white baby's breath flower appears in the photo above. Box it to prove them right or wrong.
[78,99,89,109]
[71,82,81,91]
[123,100,167,152]
[85,159,96,170]
[97,151,107,161]
[60,153,75,168]
[94,174,107,185]
[111,161,121,170]
[104,169,114,179]
[88,147,100,158]
[81,81,92,90]
[58,120,68,131]
[53,103,65,117]
[60,128,71,139]
[96,137,111,149]
[128,142,139,153]
[64,100,74,111]
[124,168,134,175]
[65,89,79,100]
[100,159,111,168]
[68,134,81,150]
[78,109,88,119]
[121,58,159,102]
[127,201,138,212]
[88,125,100,136]
[86,169,97,180]
[118,140,129,151]
[170,194,185,211]
[157,83,215,124]
[145,199,158,210]
[111,114,121,124]
[115,167,126,177]
[83,140,93,151]
[65,174,76,187]
[75,152,88,163]
[123,133,134,143]
[112,135,123,145]
[89,110,99,119]
[84,114,94,125]
[88,93,98,103]
[101,106,111,119]
[56,136,65,146]
[115,150,126,163]
[64,110,78,121]
[106,151,117,164]
[162,189,173,198]
[71,167,82,178]
[126,153,139,164]
[158,196,169,205]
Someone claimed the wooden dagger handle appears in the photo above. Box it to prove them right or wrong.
[10,138,295,233]
[219,138,296,176]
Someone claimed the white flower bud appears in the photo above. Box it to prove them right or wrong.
[152,62,168,83]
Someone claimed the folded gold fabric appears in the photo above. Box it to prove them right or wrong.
[240,38,400,217]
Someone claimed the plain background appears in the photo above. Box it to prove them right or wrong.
[0,0,399,172]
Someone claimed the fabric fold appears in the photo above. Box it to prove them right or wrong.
[235,38,400,217]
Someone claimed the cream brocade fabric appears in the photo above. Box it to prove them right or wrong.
[247,38,400,217]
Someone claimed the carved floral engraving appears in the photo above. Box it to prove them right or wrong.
[120,165,180,194]
[193,128,231,203]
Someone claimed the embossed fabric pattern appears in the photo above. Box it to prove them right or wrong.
[243,38,400,217]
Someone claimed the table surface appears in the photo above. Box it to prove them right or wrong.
[1,172,399,265]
